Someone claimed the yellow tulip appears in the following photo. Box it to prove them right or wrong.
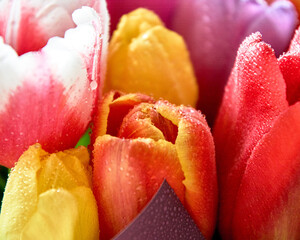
[104,8,198,107]
[0,144,99,240]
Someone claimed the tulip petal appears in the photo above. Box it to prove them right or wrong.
[37,147,92,193]
[0,144,98,239]
[93,135,185,239]
[118,102,178,143]
[0,144,42,239]
[0,0,103,55]
[241,0,297,55]
[92,91,155,145]
[105,9,198,107]
[213,32,288,239]
[21,187,99,240]
[233,102,300,239]
[0,6,107,168]
[155,100,217,239]
[279,28,300,105]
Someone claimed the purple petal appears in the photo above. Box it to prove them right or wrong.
[241,0,298,56]
[172,0,237,124]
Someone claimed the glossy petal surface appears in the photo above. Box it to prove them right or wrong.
[233,103,300,239]
[214,33,288,239]
[0,6,108,168]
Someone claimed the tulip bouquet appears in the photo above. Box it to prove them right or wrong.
[0,0,300,240]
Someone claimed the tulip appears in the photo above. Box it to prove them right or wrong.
[214,32,300,239]
[172,0,298,124]
[106,0,298,124]
[0,0,109,168]
[0,144,99,240]
[92,91,218,239]
[104,8,198,108]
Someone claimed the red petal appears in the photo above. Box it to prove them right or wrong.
[279,28,300,105]
[233,103,300,239]
[213,32,288,239]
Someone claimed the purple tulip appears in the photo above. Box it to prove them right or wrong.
[107,0,298,125]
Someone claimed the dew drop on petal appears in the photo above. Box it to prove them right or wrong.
[90,81,98,90]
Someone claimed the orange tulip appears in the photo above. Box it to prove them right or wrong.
[92,91,217,239]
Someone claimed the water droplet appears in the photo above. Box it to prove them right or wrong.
[90,81,97,90]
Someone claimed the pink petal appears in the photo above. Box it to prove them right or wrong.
[213,32,288,239]
[0,0,103,55]
[0,6,108,168]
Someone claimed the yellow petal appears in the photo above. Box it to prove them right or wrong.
[37,147,91,194]
[0,144,98,240]
[105,8,198,107]
[0,144,44,239]
[21,187,99,240]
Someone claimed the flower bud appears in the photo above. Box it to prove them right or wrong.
[104,8,198,107]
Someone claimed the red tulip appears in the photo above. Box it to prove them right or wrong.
[0,0,109,168]
[214,32,300,239]
[92,91,218,240]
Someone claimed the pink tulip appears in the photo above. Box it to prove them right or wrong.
[214,31,300,239]
[0,0,109,168]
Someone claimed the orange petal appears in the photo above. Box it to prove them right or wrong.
[118,102,178,143]
[92,91,154,146]
[155,100,217,239]
[93,135,185,239]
